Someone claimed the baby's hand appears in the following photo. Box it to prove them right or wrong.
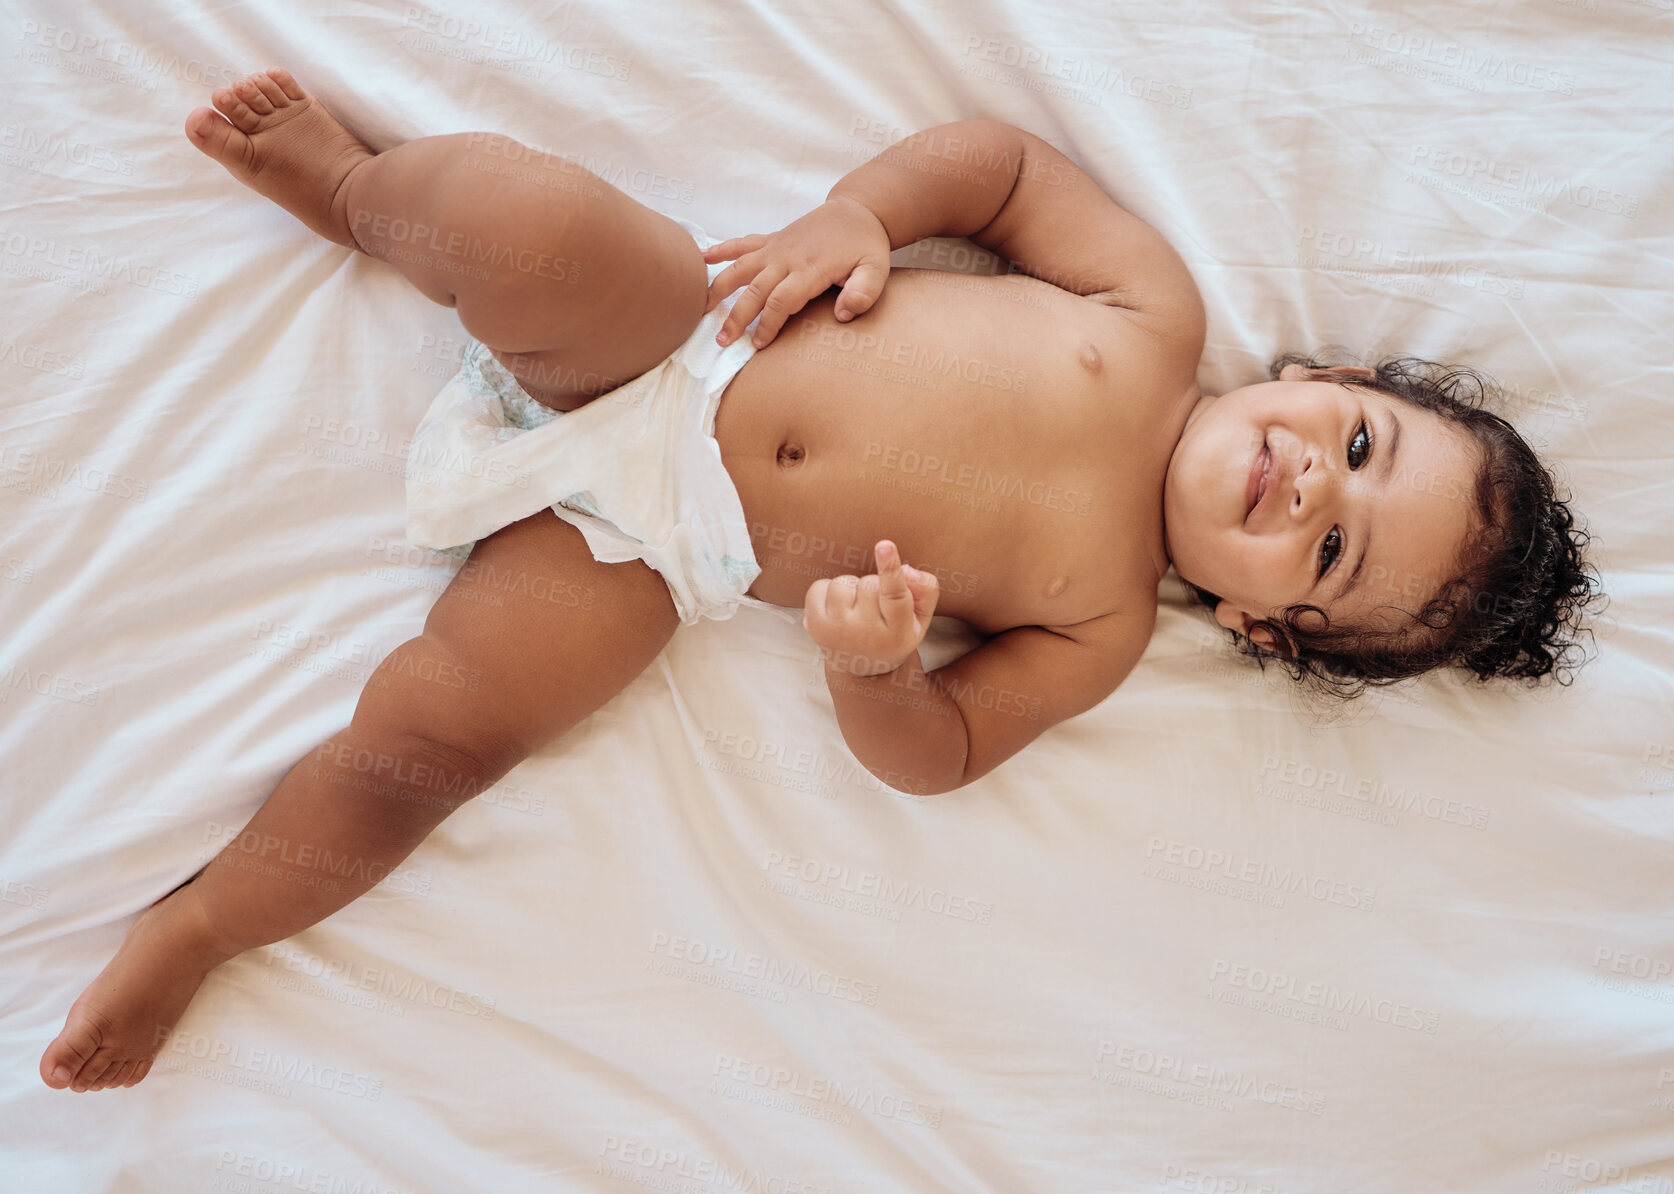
[702,196,892,350]
[803,540,939,677]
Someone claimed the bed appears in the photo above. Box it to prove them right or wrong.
[3,1,1671,1190]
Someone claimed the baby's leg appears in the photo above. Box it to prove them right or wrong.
[40,513,680,1090]
[185,68,707,409]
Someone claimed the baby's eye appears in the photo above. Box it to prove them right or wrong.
[1319,421,1370,578]
[1348,420,1372,469]
[1318,527,1342,578]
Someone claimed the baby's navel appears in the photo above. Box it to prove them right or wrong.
[1045,575,1069,598]
[1078,342,1103,375]
[776,441,805,468]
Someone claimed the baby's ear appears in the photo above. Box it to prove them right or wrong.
[1246,624,1297,659]
[1215,600,1297,659]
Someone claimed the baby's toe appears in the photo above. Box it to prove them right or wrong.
[235,78,274,116]
[249,72,289,109]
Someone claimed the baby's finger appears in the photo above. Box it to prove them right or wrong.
[704,256,760,314]
[834,256,889,322]
[700,234,765,264]
[824,574,859,618]
[873,541,915,630]
[749,274,816,349]
[803,579,829,622]
[874,540,904,584]
[719,264,789,347]
[907,567,939,625]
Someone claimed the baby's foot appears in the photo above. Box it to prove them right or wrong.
[184,68,373,248]
[39,883,231,1092]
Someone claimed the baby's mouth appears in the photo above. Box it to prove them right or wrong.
[1244,440,1271,524]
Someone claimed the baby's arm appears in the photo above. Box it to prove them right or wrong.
[709,119,1204,352]
[806,543,1153,794]
[834,119,1204,326]
[825,610,1152,796]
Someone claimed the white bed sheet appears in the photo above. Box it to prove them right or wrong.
[2,1,1671,1191]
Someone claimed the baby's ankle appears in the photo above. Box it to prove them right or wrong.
[149,880,244,971]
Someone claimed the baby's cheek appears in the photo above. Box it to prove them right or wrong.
[1245,546,1312,613]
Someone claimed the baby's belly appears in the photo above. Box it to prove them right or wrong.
[711,272,1133,634]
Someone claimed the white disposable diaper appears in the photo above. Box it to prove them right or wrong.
[404,218,798,628]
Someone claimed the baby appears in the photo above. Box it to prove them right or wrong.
[40,69,1597,1092]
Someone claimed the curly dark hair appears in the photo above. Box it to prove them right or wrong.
[1183,353,1606,700]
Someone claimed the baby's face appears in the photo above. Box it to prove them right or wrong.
[1162,371,1480,650]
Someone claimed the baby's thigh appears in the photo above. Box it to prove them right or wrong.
[420,511,681,760]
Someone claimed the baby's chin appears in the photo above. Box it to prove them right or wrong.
[1162,503,1237,589]
[1159,471,1212,570]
